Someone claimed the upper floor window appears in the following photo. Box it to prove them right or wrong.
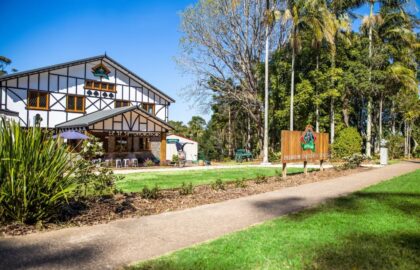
[85,80,116,92]
[142,103,155,115]
[27,91,49,110]
[67,95,85,113]
[115,100,131,108]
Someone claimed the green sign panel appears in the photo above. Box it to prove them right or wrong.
[300,126,316,152]
[167,138,179,144]
[92,64,110,79]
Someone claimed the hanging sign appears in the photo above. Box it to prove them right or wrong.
[92,63,111,79]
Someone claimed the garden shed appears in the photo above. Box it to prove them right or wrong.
[166,134,198,163]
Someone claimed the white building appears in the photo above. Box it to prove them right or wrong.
[166,134,198,162]
[0,54,175,164]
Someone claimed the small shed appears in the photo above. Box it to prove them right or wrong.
[166,134,198,162]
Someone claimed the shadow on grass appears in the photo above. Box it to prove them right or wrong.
[304,232,420,270]
[0,240,99,270]
[288,191,420,222]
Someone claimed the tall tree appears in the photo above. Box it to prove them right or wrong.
[179,0,286,155]
[287,0,335,131]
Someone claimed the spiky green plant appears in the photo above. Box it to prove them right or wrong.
[0,119,79,224]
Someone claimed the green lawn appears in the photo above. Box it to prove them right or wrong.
[130,169,420,270]
[116,167,303,192]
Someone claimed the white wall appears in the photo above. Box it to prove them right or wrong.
[166,135,198,162]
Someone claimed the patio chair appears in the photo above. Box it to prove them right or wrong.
[104,159,111,167]
[131,158,138,167]
[115,159,122,168]
[123,158,130,168]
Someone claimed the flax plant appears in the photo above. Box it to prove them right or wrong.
[0,119,79,224]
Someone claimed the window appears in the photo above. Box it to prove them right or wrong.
[27,91,49,110]
[139,137,150,150]
[141,103,155,114]
[84,79,116,92]
[115,100,131,108]
[67,95,85,112]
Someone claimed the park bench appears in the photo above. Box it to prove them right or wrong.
[235,149,253,162]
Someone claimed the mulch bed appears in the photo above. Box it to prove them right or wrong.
[0,167,369,237]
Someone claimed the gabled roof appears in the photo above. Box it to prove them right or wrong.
[55,105,173,130]
[0,54,175,103]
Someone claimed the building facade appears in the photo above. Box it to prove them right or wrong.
[0,55,174,164]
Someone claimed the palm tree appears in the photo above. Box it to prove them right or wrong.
[287,0,335,131]
[378,6,417,144]
[361,0,411,157]
[308,0,336,132]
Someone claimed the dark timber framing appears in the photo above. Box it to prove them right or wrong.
[0,54,174,129]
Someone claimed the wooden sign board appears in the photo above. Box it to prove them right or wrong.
[281,125,329,176]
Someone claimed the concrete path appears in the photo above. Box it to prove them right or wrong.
[1,162,418,270]
[114,162,334,174]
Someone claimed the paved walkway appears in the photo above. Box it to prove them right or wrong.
[1,162,418,270]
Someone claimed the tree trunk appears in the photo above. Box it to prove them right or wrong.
[330,98,335,144]
[262,17,270,163]
[366,98,372,157]
[342,95,350,127]
[247,116,251,150]
[290,30,295,131]
[315,55,320,133]
[379,96,383,144]
[228,105,232,157]
[391,100,396,135]
[366,2,373,158]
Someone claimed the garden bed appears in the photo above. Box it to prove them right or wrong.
[0,167,369,237]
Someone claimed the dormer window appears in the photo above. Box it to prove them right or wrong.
[115,100,131,108]
[85,80,116,92]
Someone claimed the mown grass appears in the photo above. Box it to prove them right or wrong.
[116,167,304,192]
[130,169,420,270]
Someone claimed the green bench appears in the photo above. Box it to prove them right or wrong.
[235,149,253,162]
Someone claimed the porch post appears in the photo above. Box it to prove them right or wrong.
[160,132,167,165]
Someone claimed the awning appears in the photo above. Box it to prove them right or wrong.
[55,105,173,133]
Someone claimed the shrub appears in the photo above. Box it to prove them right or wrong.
[171,154,179,164]
[340,153,366,169]
[179,182,194,195]
[211,179,225,190]
[332,127,362,159]
[255,174,268,184]
[0,120,79,224]
[269,150,281,162]
[144,159,155,167]
[80,135,104,159]
[141,185,161,199]
[72,160,119,198]
[386,134,405,159]
[235,178,247,188]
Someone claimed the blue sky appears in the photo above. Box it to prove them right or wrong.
[1,0,418,123]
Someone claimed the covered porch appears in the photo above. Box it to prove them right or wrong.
[55,105,172,166]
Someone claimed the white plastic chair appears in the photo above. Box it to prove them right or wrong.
[115,159,122,168]
[123,159,130,168]
[131,158,138,167]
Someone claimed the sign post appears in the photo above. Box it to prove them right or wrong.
[281,125,329,178]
